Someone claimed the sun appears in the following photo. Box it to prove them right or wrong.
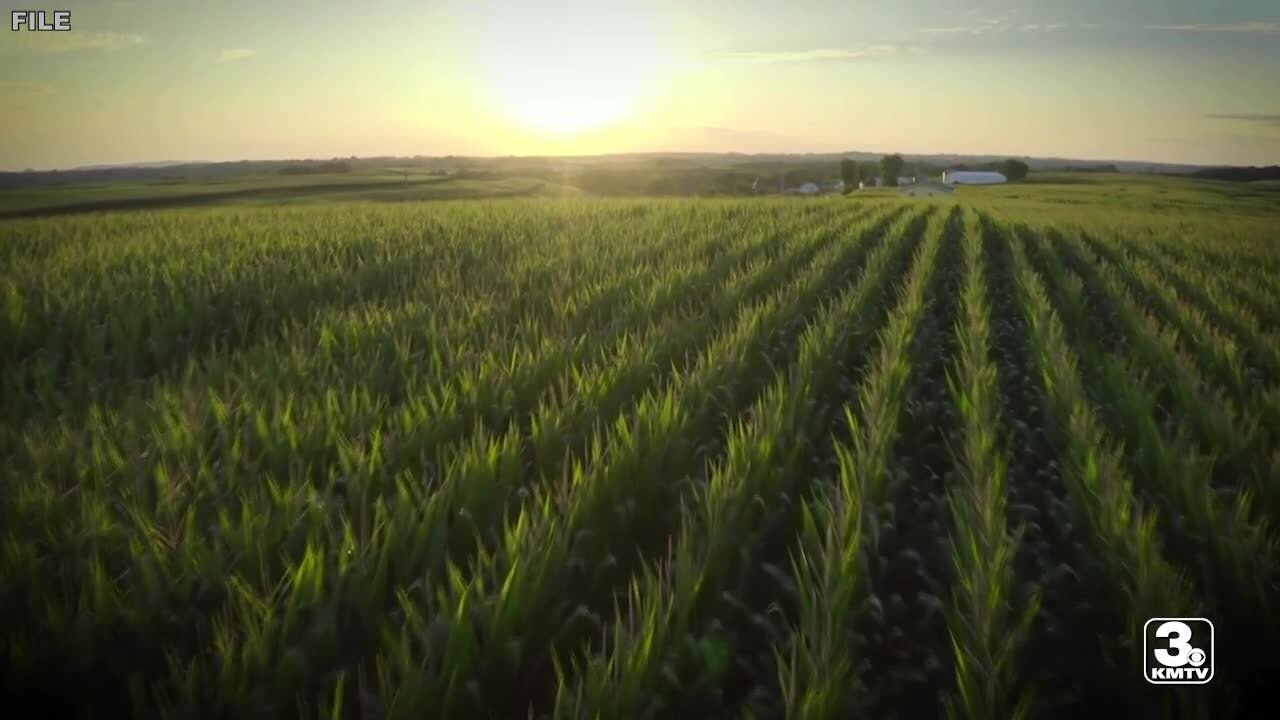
[488,52,654,134]
[472,3,666,136]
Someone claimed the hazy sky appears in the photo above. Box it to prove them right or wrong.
[2,0,1279,169]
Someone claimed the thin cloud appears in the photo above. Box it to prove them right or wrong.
[0,80,56,110]
[918,26,988,35]
[0,80,56,97]
[668,126,793,142]
[13,31,148,53]
[218,48,257,63]
[1149,22,1280,34]
[715,45,923,65]
[921,20,1068,35]
[1205,113,1280,127]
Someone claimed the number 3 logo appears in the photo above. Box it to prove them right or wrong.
[1154,621,1195,667]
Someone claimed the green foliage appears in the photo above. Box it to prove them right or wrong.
[881,153,906,187]
[1,188,1277,719]
[1002,159,1030,181]
[840,158,861,189]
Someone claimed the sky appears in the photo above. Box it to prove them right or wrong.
[2,0,1279,170]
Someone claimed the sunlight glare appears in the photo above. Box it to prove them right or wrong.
[474,3,667,135]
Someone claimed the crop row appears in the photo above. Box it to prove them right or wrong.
[3,197,1278,718]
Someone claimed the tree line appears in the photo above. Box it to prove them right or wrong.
[1189,165,1280,182]
[277,161,353,175]
[840,155,1030,190]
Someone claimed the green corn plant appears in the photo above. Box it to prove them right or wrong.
[942,209,1040,720]
[554,208,936,719]
[778,204,949,719]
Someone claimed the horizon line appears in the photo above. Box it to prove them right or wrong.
[2,148,1250,175]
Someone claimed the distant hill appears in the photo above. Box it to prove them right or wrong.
[70,160,210,171]
[1188,166,1280,182]
[0,151,1216,190]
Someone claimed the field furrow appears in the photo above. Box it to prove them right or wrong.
[940,208,1037,720]
[1049,228,1280,523]
[853,204,966,719]
[4,186,1278,719]
[774,206,949,718]
[4,203,835,430]
[978,213,1102,718]
[1099,232,1280,390]
[372,208,934,719]
[1072,231,1275,426]
[1008,223,1209,717]
[552,207,940,720]
[1020,226,1277,712]
[6,203,891,716]
[1128,232,1280,331]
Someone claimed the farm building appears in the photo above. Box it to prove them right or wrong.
[858,177,916,189]
[781,182,821,196]
[899,182,954,197]
[942,170,1007,185]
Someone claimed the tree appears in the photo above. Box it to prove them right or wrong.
[881,153,905,187]
[840,158,861,191]
[1002,158,1030,181]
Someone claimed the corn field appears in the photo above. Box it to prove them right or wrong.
[2,198,1277,718]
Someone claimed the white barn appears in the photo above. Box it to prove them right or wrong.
[943,170,1007,185]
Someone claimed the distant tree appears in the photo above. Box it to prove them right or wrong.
[840,158,861,191]
[1191,165,1280,182]
[1002,159,1030,181]
[881,154,905,187]
[785,168,815,187]
[278,161,351,176]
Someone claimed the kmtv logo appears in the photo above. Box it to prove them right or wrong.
[1144,618,1213,684]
